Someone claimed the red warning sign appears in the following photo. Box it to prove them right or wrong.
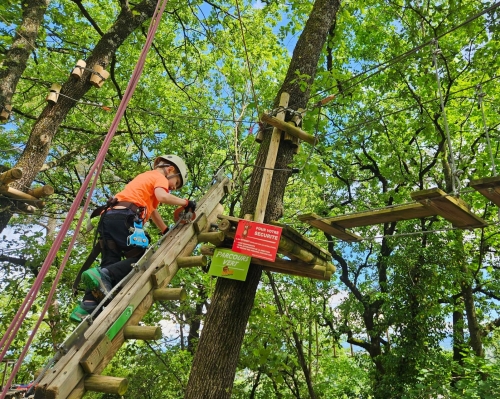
[232,220,283,262]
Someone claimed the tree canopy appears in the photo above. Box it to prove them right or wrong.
[2,0,500,398]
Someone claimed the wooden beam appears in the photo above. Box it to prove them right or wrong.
[297,213,363,242]
[255,92,289,223]
[470,175,500,207]
[410,188,487,228]
[84,375,128,396]
[260,113,317,145]
[0,168,22,185]
[123,325,162,340]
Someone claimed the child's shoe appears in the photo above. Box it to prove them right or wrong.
[69,304,90,323]
[81,268,112,299]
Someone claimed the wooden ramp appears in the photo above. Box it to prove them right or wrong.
[299,188,487,242]
[34,177,232,399]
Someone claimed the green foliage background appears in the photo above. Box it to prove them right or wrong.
[2,0,500,397]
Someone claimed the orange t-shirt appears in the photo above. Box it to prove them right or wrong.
[114,170,169,221]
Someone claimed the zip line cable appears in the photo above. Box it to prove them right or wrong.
[310,0,500,103]
[0,0,170,396]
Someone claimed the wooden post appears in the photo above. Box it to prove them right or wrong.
[153,287,187,301]
[0,168,22,185]
[254,92,289,223]
[177,255,207,268]
[0,104,12,122]
[71,59,87,80]
[197,231,225,246]
[84,375,128,395]
[123,325,162,340]
[0,185,43,206]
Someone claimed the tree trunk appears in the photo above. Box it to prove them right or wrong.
[183,1,340,398]
[0,0,158,233]
[0,0,50,112]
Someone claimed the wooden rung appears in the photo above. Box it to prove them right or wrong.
[27,185,54,198]
[0,168,22,185]
[319,202,436,229]
[197,231,225,246]
[470,175,500,207]
[260,113,317,145]
[84,375,128,396]
[177,255,207,268]
[123,325,162,340]
[46,83,61,104]
[297,213,363,242]
[410,188,487,228]
[153,287,187,301]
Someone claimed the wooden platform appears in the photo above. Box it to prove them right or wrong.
[299,187,487,242]
[470,175,500,207]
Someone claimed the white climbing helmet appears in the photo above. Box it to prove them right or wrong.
[154,154,188,188]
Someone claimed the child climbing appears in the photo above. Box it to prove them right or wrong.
[70,154,196,322]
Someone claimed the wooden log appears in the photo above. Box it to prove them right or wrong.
[0,185,43,208]
[123,325,162,340]
[90,65,109,88]
[260,113,317,145]
[251,257,331,280]
[71,59,86,80]
[177,255,207,268]
[46,83,62,104]
[153,287,187,301]
[217,218,233,233]
[255,93,289,223]
[0,104,12,122]
[27,185,54,198]
[197,231,225,246]
[84,375,128,396]
[0,168,22,185]
[200,245,215,256]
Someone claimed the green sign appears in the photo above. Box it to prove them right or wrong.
[209,248,251,281]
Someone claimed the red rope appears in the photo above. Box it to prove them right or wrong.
[0,0,169,395]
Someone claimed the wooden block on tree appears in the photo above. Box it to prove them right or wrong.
[260,113,317,145]
[470,175,500,208]
[410,188,487,228]
[297,213,363,242]
[153,287,187,301]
